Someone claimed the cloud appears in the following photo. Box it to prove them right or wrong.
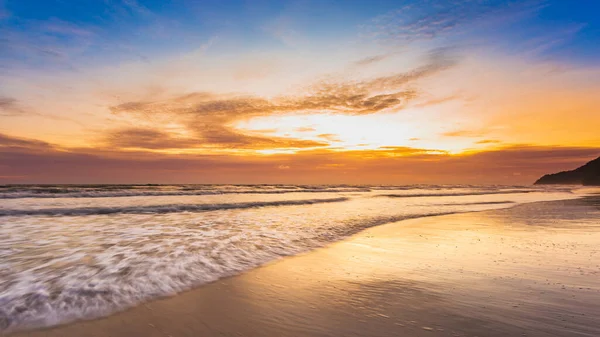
[104,128,200,150]
[249,128,278,134]
[103,127,328,150]
[0,0,176,71]
[0,17,96,68]
[0,96,92,127]
[442,129,487,137]
[121,0,154,17]
[476,139,501,144]
[354,54,388,66]
[466,145,599,165]
[42,19,94,37]
[103,0,156,21]
[295,127,316,132]
[108,52,453,150]
[363,0,544,44]
[0,97,27,116]
[262,11,308,49]
[193,127,329,149]
[375,146,447,156]
[317,134,342,142]
[411,95,460,108]
[2,133,598,184]
[0,97,19,116]
[0,133,54,152]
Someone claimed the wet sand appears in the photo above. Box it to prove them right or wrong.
[10,198,600,337]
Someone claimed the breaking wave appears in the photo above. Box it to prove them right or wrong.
[0,197,349,217]
[379,190,540,198]
[0,188,370,199]
[0,184,582,333]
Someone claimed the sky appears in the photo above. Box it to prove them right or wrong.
[0,0,599,184]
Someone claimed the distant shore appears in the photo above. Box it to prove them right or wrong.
[10,197,600,337]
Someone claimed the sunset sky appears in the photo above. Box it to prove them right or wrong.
[1,0,599,184]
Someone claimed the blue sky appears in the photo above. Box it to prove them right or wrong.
[2,0,599,70]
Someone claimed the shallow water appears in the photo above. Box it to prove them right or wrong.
[0,184,592,332]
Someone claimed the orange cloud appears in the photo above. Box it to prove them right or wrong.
[3,133,596,184]
[295,127,316,132]
[103,127,328,151]
[442,129,487,137]
[317,134,342,142]
[106,54,453,151]
[476,139,501,144]
[0,97,27,116]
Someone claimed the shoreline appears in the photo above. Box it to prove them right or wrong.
[8,197,600,337]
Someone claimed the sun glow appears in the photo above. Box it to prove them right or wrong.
[235,107,486,154]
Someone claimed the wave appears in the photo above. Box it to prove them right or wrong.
[0,188,582,333]
[1,184,557,200]
[434,201,516,206]
[379,190,540,198]
[0,210,457,333]
[0,197,350,217]
[0,188,370,199]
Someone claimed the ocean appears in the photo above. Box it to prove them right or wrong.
[0,184,595,333]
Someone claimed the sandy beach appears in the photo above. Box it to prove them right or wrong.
[8,196,600,337]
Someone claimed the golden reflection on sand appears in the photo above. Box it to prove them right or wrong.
[13,198,600,337]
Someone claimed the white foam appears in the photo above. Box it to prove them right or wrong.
[0,185,580,333]
[0,197,349,216]
[0,185,370,199]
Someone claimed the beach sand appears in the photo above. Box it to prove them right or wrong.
[10,198,600,337]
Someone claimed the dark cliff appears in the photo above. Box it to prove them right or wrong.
[534,156,600,185]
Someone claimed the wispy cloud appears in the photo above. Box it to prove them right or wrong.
[476,139,501,144]
[0,97,27,116]
[104,0,155,20]
[0,0,174,71]
[103,128,201,150]
[354,54,389,66]
[295,127,316,132]
[42,19,95,37]
[262,15,306,49]
[103,126,328,150]
[108,51,453,150]
[442,129,487,138]
[519,23,587,57]
[362,0,545,44]
[317,134,342,142]
[121,0,154,17]
[2,132,597,184]
[0,18,96,69]
[411,95,460,108]
[0,132,54,152]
